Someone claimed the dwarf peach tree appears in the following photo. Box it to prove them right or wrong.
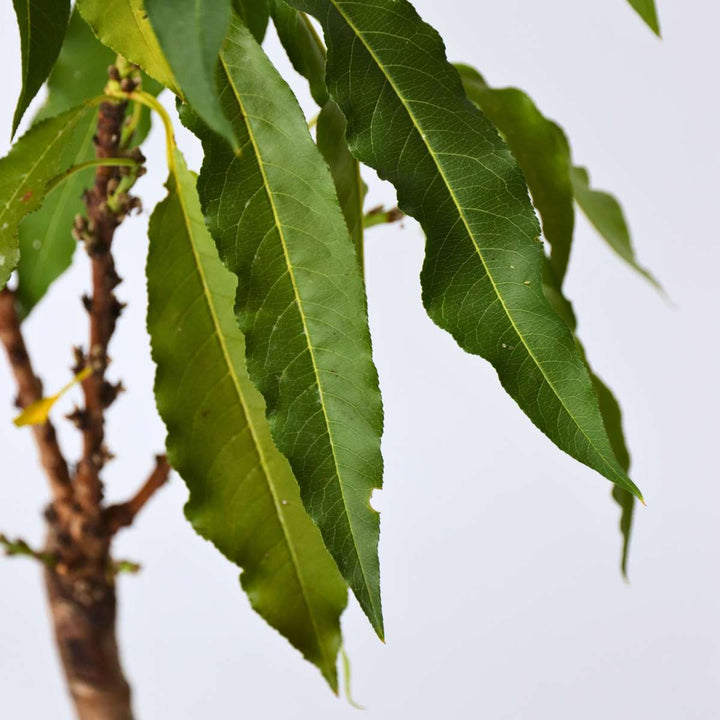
[0,0,661,717]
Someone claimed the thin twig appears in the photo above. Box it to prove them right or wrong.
[0,289,73,503]
[73,97,130,519]
[104,455,171,534]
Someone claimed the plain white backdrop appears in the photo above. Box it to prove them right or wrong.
[0,1,718,717]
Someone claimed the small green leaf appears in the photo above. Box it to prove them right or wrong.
[145,0,235,146]
[182,19,385,637]
[11,0,71,136]
[627,0,661,36]
[570,166,662,291]
[147,148,347,690]
[457,65,575,284]
[76,0,181,96]
[234,0,270,43]
[0,101,101,291]
[290,0,642,503]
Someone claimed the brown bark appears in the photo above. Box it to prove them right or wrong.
[45,565,132,720]
[0,71,166,719]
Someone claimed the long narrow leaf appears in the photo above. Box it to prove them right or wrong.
[183,19,385,636]
[627,0,661,36]
[145,0,235,145]
[543,261,635,575]
[76,0,181,97]
[290,0,642,502]
[571,166,662,291]
[270,5,365,267]
[11,0,71,135]
[317,102,365,268]
[234,0,270,43]
[271,1,328,106]
[147,149,347,690]
[457,65,575,284]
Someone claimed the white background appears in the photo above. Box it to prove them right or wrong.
[0,1,718,717]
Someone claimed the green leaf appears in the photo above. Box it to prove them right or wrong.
[14,11,113,317]
[76,0,181,97]
[145,0,235,146]
[317,102,365,269]
[290,0,642,503]
[270,6,365,266]
[627,0,661,36]
[0,101,100,291]
[570,166,662,291]
[542,260,635,576]
[457,65,575,284]
[147,148,347,690]
[15,11,162,318]
[11,0,71,136]
[182,20,385,636]
[271,1,329,106]
[234,0,270,43]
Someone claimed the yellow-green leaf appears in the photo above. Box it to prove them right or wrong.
[147,148,348,690]
[76,0,181,97]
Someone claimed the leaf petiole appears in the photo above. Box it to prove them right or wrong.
[44,157,139,196]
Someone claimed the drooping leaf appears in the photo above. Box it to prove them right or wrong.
[76,0,181,97]
[627,0,661,36]
[147,148,347,690]
[234,0,270,43]
[317,102,365,268]
[14,11,112,317]
[570,166,662,291]
[145,0,235,146]
[289,0,642,502]
[182,19,385,636]
[271,5,365,267]
[11,0,71,136]
[271,1,328,106]
[542,260,635,575]
[0,102,101,291]
[457,65,575,284]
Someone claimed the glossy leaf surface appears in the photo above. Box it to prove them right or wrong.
[457,65,575,283]
[184,20,385,635]
[0,102,98,290]
[290,0,641,501]
[11,0,71,135]
[145,0,235,145]
[147,149,347,689]
[77,0,181,96]
[571,166,661,290]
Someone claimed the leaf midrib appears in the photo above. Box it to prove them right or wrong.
[329,1,632,492]
[219,51,381,618]
[171,162,333,670]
